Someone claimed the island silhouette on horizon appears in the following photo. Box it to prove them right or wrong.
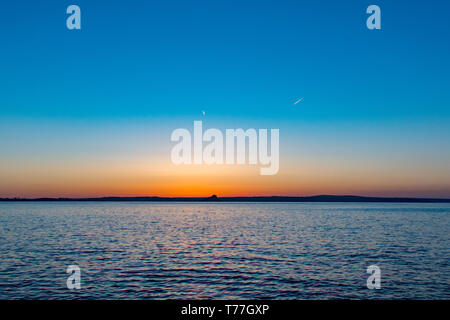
[1,194,450,203]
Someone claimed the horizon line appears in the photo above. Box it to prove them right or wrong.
[2,194,450,203]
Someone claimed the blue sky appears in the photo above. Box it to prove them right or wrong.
[1,0,450,197]
[1,0,449,120]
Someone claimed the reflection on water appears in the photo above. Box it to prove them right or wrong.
[0,202,449,299]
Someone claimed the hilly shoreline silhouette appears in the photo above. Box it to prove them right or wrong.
[1,194,450,203]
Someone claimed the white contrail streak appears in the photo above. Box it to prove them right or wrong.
[294,97,304,105]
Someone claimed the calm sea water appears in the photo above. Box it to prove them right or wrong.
[0,202,448,299]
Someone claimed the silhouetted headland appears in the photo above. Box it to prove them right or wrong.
[1,194,450,203]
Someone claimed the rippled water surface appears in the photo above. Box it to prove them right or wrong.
[0,202,449,299]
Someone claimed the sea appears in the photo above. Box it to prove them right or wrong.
[0,202,448,299]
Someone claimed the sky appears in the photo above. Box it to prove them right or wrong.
[1,0,450,198]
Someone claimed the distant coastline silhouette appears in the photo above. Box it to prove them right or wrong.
[1,194,450,203]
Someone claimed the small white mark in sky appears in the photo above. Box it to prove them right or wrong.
[294,97,304,105]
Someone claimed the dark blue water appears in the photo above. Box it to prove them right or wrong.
[0,202,449,299]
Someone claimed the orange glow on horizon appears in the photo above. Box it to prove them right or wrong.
[1,155,450,198]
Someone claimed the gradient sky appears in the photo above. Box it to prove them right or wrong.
[1,0,450,198]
